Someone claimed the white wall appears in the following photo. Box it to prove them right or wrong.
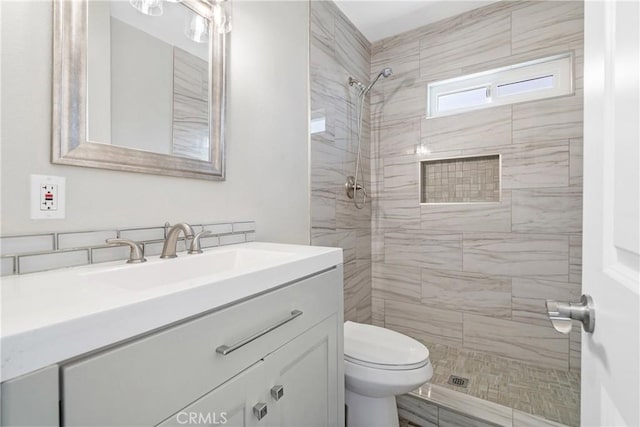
[0,1,310,244]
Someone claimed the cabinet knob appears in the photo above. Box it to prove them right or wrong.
[270,385,284,401]
[253,402,268,420]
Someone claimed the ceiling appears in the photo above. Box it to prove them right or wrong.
[333,0,499,42]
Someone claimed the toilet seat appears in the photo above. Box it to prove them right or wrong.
[344,321,430,370]
[344,354,429,370]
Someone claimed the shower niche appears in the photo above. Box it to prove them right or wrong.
[419,154,501,204]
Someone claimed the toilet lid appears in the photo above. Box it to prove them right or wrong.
[344,321,430,369]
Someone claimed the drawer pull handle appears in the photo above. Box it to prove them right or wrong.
[216,310,303,356]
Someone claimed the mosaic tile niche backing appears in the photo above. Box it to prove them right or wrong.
[421,155,500,204]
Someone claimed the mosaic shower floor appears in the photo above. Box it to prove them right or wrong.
[423,343,580,426]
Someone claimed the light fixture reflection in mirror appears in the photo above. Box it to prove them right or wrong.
[129,0,163,16]
[185,10,210,43]
[213,0,233,34]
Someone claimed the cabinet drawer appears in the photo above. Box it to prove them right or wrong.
[62,267,341,426]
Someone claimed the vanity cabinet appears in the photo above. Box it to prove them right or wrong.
[0,366,59,426]
[158,316,338,426]
[60,266,343,427]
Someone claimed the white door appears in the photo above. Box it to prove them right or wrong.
[582,0,640,426]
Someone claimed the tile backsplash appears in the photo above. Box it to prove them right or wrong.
[0,221,256,276]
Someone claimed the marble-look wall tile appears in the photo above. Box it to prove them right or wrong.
[371,228,385,263]
[385,231,462,271]
[371,0,582,372]
[310,1,371,324]
[372,262,421,302]
[512,92,583,144]
[463,233,569,281]
[310,0,335,59]
[385,300,463,347]
[379,153,420,229]
[311,190,337,230]
[420,191,512,233]
[356,227,372,261]
[343,260,359,322]
[311,228,356,264]
[378,196,421,230]
[463,313,569,369]
[335,11,370,83]
[354,259,372,323]
[511,1,584,55]
[379,118,421,158]
[569,138,583,187]
[419,11,511,79]
[371,296,385,327]
[569,235,582,284]
[499,140,570,189]
[421,106,512,153]
[382,80,426,122]
[384,154,419,194]
[372,38,420,82]
[421,268,512,318]
[512,187,583,234]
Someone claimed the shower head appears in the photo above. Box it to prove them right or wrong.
[380,67,393,78]
[348,67,393,97]
[363,67,393,95]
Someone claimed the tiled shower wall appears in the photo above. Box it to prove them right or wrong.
[310,1,372,322]
[370,1,583,371]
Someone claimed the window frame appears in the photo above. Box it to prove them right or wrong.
[426,52,574,118]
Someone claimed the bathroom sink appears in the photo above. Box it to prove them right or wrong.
[1,242,343,382]
[80,246,298,289]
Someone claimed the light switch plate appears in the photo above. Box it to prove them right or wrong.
[31,175,66,219]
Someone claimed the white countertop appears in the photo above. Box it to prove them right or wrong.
[0,242,342,382]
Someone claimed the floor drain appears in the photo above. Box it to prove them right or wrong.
[448,375,469,388]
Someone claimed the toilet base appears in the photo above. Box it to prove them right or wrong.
[345,389,399,427]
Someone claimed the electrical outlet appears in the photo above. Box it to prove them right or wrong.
[31,175,66,219]
[40,184,58,211]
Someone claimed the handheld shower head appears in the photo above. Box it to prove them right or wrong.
[363,67,393,95]
[348,67,393,97]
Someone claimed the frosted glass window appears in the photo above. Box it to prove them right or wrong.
[438,87,488,112]
[427,53,573,117]
[496,75,554,97]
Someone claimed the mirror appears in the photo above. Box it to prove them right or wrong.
[52,0,227,180]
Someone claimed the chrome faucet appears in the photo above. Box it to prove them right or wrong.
[160,223,195,259]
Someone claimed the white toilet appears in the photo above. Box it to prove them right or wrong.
[343,321,433,427]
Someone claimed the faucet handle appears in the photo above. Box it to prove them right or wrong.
[106,238,147,264]
[188,231,214,254]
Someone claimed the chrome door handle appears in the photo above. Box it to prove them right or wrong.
[216,310,303,356]
[546,294,595,334]
[253,402,267,420]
